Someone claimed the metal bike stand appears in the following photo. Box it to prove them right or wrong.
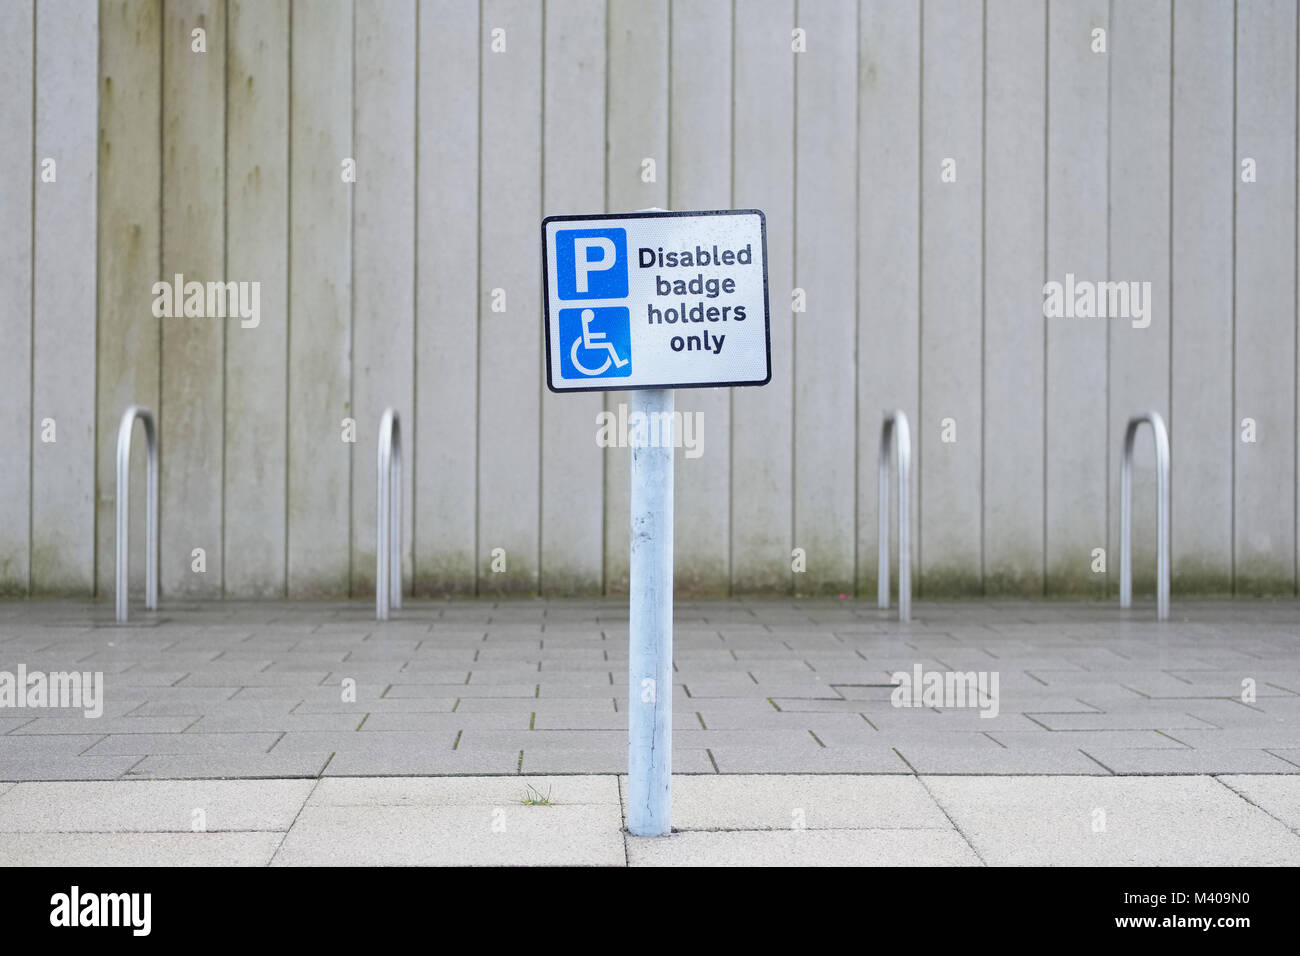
[1119,410,1171,621]
[115,405,158,624]
[376,408,402,621]
[877,409,912,622]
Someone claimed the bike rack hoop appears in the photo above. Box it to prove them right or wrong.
[877,409,912,622]
[1119,410,1170,621]
[376,409,402,621]
[115,405,158,624]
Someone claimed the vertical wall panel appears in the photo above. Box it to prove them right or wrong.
[857,0,919,597]
[96,0,161,602]
[603,0,668,594]
[351,0,416,596]
[983,0,1045,596]
[1045,0,1108,596]
[287,0,352,597]
[669,0,732,595]
[919,0,982,595]
[1171,0,1234,594]
[32,0,97,594]
[225,0,288,598]
[1235,0,1296,594]
[732,0,794,594]
[160,0,224,599]
[795,0,856,595]
[1108,0,1170,597]
[478,0,541,593]
[0,2,33,594]
[541,0,606,596]
[415,0,478,595]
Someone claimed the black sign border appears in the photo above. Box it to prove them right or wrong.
[541,208,772,393]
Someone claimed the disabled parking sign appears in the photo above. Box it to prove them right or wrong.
[543,209,770,392]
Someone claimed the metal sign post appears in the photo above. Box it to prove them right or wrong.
[627,386,674,836]
[542,206,769,837]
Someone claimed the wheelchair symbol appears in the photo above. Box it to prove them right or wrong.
[559,306,632,379]
[571,309,629,375]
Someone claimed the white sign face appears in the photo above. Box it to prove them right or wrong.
[542,209,770,392]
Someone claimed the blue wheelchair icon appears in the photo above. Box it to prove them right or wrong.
[559,307,632,379]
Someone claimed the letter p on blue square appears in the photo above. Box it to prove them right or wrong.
[556,227,628,300]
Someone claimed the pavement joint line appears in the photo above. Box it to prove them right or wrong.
[1207,774,1292,830]
[1078,751,1118,774]
[75,735,109,757]
[911,774,987,866]
[1266,749,1300,769]
[268,774,325,866]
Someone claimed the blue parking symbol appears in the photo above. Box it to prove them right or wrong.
[559,307,632,379]
[556,227,628,300]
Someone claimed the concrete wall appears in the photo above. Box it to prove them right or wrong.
[0,0,1297,599]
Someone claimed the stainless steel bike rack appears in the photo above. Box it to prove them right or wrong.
[376,408,402,621]
[877,409,912,622]
[1119,410,1170,621]
[115,405,158,624]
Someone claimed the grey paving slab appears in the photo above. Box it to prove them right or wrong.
[83,733,281,756]
[322,749,523,776]
[896,746,1111,775]
[184,713,366,733]
[385,683,539,698]
[124,752,333,779]
[0,779,314,831]
[626,829,981,866]
[656,774,953,830]
[293,695,460,714]
[272,803,625,865]
[0,734,107,757]
[924,775,1300,865]
[9,716,198,735]
[708,746,910,774]
[453,697,618,714]
[269,730,457,753]
[1026,711,1223,731]
[0,756,143,781]
[0,832,284,866]
[1081,748,1300,775]
[308,774,619,807]
[985,730,1188,749]
[357,712,533,732]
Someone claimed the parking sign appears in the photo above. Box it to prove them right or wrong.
[542,209,770,392]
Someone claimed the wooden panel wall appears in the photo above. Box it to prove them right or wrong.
[2,0,1297,601]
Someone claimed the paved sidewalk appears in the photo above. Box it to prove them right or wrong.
[0,773,1297,866]
[0,598,1296,780]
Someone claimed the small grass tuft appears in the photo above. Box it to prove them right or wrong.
[520,783,554,806]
